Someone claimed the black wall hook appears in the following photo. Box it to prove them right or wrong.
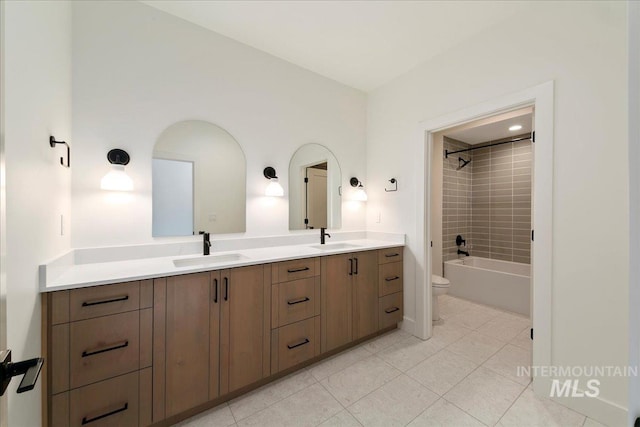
[385,178,398,192]
[49,136,70,168]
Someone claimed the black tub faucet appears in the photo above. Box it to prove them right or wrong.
[457,249,470,256]
[203,232,211,256]
[320,228,331,245]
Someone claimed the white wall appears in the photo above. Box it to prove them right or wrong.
[3,1,72,426]
[71,0,367,248]
[366,2,628,425]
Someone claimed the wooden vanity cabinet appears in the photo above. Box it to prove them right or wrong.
[321,250,379,353]
[42,280,153,427]
[152,265,270,423]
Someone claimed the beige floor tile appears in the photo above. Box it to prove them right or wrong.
[236,383,342,427]
[406,349,477,395]
[476,315,530,342]
[446,331,505,364]
[444,367,526,426]
[510,327,533,351]
[498,388,586,426]
[447,306,501,330]
[176,403,236,427]
[377,336,443,372]
[309,345,372,381]
[229,369,316,421]
[430,321,474,348]
[582,417,608,427]
[438,296,473,319]
[483,344,532,385]
[320,355,401,406]
[407,398,486,427]
[361,329,410,353]
[347,375,439,427]
[318,409,363,427]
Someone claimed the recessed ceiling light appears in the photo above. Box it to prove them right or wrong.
[509,125,523,131]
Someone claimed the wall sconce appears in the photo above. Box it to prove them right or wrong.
[263,166,284,197]
[350,177,368,201]
[100,149,133,191]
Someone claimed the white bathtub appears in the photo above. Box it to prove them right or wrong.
[444,256,531,316]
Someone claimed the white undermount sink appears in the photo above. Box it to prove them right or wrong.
[309,243,361,251]
[173,253,248,268]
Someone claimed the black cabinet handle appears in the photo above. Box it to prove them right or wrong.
[82,295,128,307]
[384,253,400,258]
[354,258,359,275]
[287,297,310,305]
[213,278,218,303]
[385,307,400,314]
[348,258,353,275]
[81,403,128,425]
[287,267,310,273]
[385,276,400,282]
[224,277,229,301]
[82,341,129,358]
[287,338,310,349]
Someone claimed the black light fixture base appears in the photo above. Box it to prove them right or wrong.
[350,177,360,187]
[264,166,278,179]
[107,149,130,166]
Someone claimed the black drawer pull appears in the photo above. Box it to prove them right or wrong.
[287,297,310,305]
[354,257,358,275]
[384,253,400,258]
[385,307,400,314]
[213,278,218,303]
[287,338,310,349]
[82,341,129,358]
[81,295,128,307]
[348,258,353,275]
[81,403,128,425]
[224,277,229,301]
[385,276,400,282]
[287,266,310,273]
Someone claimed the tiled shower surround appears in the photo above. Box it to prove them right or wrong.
[442,136,532,264]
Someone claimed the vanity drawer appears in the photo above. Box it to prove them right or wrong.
[273,277,320,328]
[70,282,140,321]
[271,317,320,373]
[378,262,403,297]
[70,311,141,389]
[379,292,403,330]
[378,247,403,264]
[272,258,319,283]
[69,371,139,427]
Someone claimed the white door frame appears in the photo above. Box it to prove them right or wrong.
[0,0,7,423]
[414,81,554,394]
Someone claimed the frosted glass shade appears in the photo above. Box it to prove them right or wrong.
[101,165,134,191]
[265,179,284,197]
[353,187,368,202]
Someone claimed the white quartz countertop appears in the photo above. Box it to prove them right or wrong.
[40,235,404,292]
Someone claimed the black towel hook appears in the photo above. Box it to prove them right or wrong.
[49,136,70,168]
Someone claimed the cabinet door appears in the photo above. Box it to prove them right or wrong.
[165,272,211,417]
[321,254,353,352]
[352,251,379,340]
[220,265,269,394]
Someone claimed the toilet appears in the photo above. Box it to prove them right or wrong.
[432,275,450,321]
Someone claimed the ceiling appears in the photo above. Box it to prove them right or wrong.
[140,1,526,92]
[445,109,533,145]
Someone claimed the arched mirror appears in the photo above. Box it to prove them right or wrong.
[152,120,246,236]
[289,143,342,230]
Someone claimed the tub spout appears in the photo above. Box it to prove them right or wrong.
[457,249,470,256]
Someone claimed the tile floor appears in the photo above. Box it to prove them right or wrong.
[176,295,603,427]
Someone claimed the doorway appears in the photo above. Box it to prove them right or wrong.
[305,162,328,229]
[415,81,554,395]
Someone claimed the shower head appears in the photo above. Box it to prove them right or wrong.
[457,157,471,170]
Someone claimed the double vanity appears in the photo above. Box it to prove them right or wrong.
[40,234,405,426]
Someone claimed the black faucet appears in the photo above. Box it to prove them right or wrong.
[457,249,470,256]
[320,228,331,245]
[203,232,211,256]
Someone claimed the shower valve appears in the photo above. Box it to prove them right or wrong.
[456,235,466,247]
